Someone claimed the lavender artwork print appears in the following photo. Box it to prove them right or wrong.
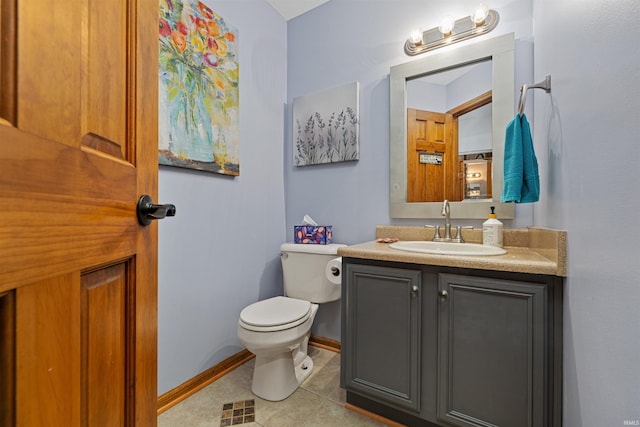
[293,82,360,166]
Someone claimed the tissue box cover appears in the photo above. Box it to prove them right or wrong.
[294,225,332,244]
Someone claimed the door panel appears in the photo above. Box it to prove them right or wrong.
[16,1,82,145]
[407,109,457,202]
[0,0,158,424]
[16,0,129,152]
[0,291,15,426]
[438,274,547,427]
[342,264,422,412]
[82,263,129,426]
[0,0,17,126]
[16,274,82,425]
[85,0,128,152]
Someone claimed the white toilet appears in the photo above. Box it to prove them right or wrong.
[237,243,345,401]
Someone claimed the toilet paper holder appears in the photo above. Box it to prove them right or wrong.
[325,257,343,285]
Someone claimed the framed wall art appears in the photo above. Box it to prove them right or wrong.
[159,0,240,176]
[293,81,360,167]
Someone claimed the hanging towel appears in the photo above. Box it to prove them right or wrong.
[500,113,539,203]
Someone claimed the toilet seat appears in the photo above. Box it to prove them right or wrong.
[239,296,312,332]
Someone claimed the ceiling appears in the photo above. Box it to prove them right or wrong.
[266,0,330,20]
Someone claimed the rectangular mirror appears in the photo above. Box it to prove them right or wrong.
[390,33,515,219]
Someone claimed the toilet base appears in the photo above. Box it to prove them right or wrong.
[295,354,314,386]
[251,345,314,401]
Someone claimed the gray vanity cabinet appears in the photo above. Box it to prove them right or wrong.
[341,263,422,412]
[437,273,548,427]
[341,258,562,427]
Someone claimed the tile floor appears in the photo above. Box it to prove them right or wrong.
[158,346,389,427]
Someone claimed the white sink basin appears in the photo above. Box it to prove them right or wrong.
[389,241,507,256]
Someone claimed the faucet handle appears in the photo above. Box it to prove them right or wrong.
[453,226,474,243]
[424,224,441,241]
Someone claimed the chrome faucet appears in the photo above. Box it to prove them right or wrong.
[426,200,471,242]
[440,199,452,241]
[428,200,453,242]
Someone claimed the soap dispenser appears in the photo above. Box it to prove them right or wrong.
[482,206,503,247]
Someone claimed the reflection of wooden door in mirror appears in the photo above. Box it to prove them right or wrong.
[407,109,460,202]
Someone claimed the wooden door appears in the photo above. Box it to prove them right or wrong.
[0,0,159,425]
[406,109,458,202]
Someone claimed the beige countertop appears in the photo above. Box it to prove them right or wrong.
[337,226,567,277]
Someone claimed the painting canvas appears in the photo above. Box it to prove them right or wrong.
[159,0,239,176]
[293,81,360,166]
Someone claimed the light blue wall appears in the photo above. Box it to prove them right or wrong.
[157,0,287,395]
[407,80,446,112]
[286,0,535,340]
[159,2,640,423]
[446,61,492,110]
[532,0,640,424]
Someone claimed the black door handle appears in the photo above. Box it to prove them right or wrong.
[137,195,176,226]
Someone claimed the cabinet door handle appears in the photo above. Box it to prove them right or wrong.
[439,290,449,298]
[411,285,419,296]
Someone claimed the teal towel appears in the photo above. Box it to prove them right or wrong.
[500,114,539,203]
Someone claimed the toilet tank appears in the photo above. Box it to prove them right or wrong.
[280,243,346,303]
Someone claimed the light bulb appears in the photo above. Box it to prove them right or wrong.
[409,28,423,45]
[438,15,455,36]
[471,3,489,25]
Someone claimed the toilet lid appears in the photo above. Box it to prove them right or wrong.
[240,296,311,328]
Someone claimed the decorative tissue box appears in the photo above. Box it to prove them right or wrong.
[294,225,333,244]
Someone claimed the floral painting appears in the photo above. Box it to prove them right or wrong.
[293,82,360,166]
[158,0,239,176]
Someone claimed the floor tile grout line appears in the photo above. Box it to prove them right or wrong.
[299,384,345,407]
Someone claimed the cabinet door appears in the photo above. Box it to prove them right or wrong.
[342,264,422,412]
[437,274,547,427]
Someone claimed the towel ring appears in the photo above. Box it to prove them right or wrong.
[517,75,551,116]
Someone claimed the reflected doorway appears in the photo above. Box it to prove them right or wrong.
[407,91,492,202]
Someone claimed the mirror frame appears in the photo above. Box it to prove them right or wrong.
[390,33,515,219]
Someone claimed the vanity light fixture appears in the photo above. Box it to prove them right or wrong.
[471,3,490,25]
[404,6,499,56]
[438,15,455,37]
[408,28,424,45]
